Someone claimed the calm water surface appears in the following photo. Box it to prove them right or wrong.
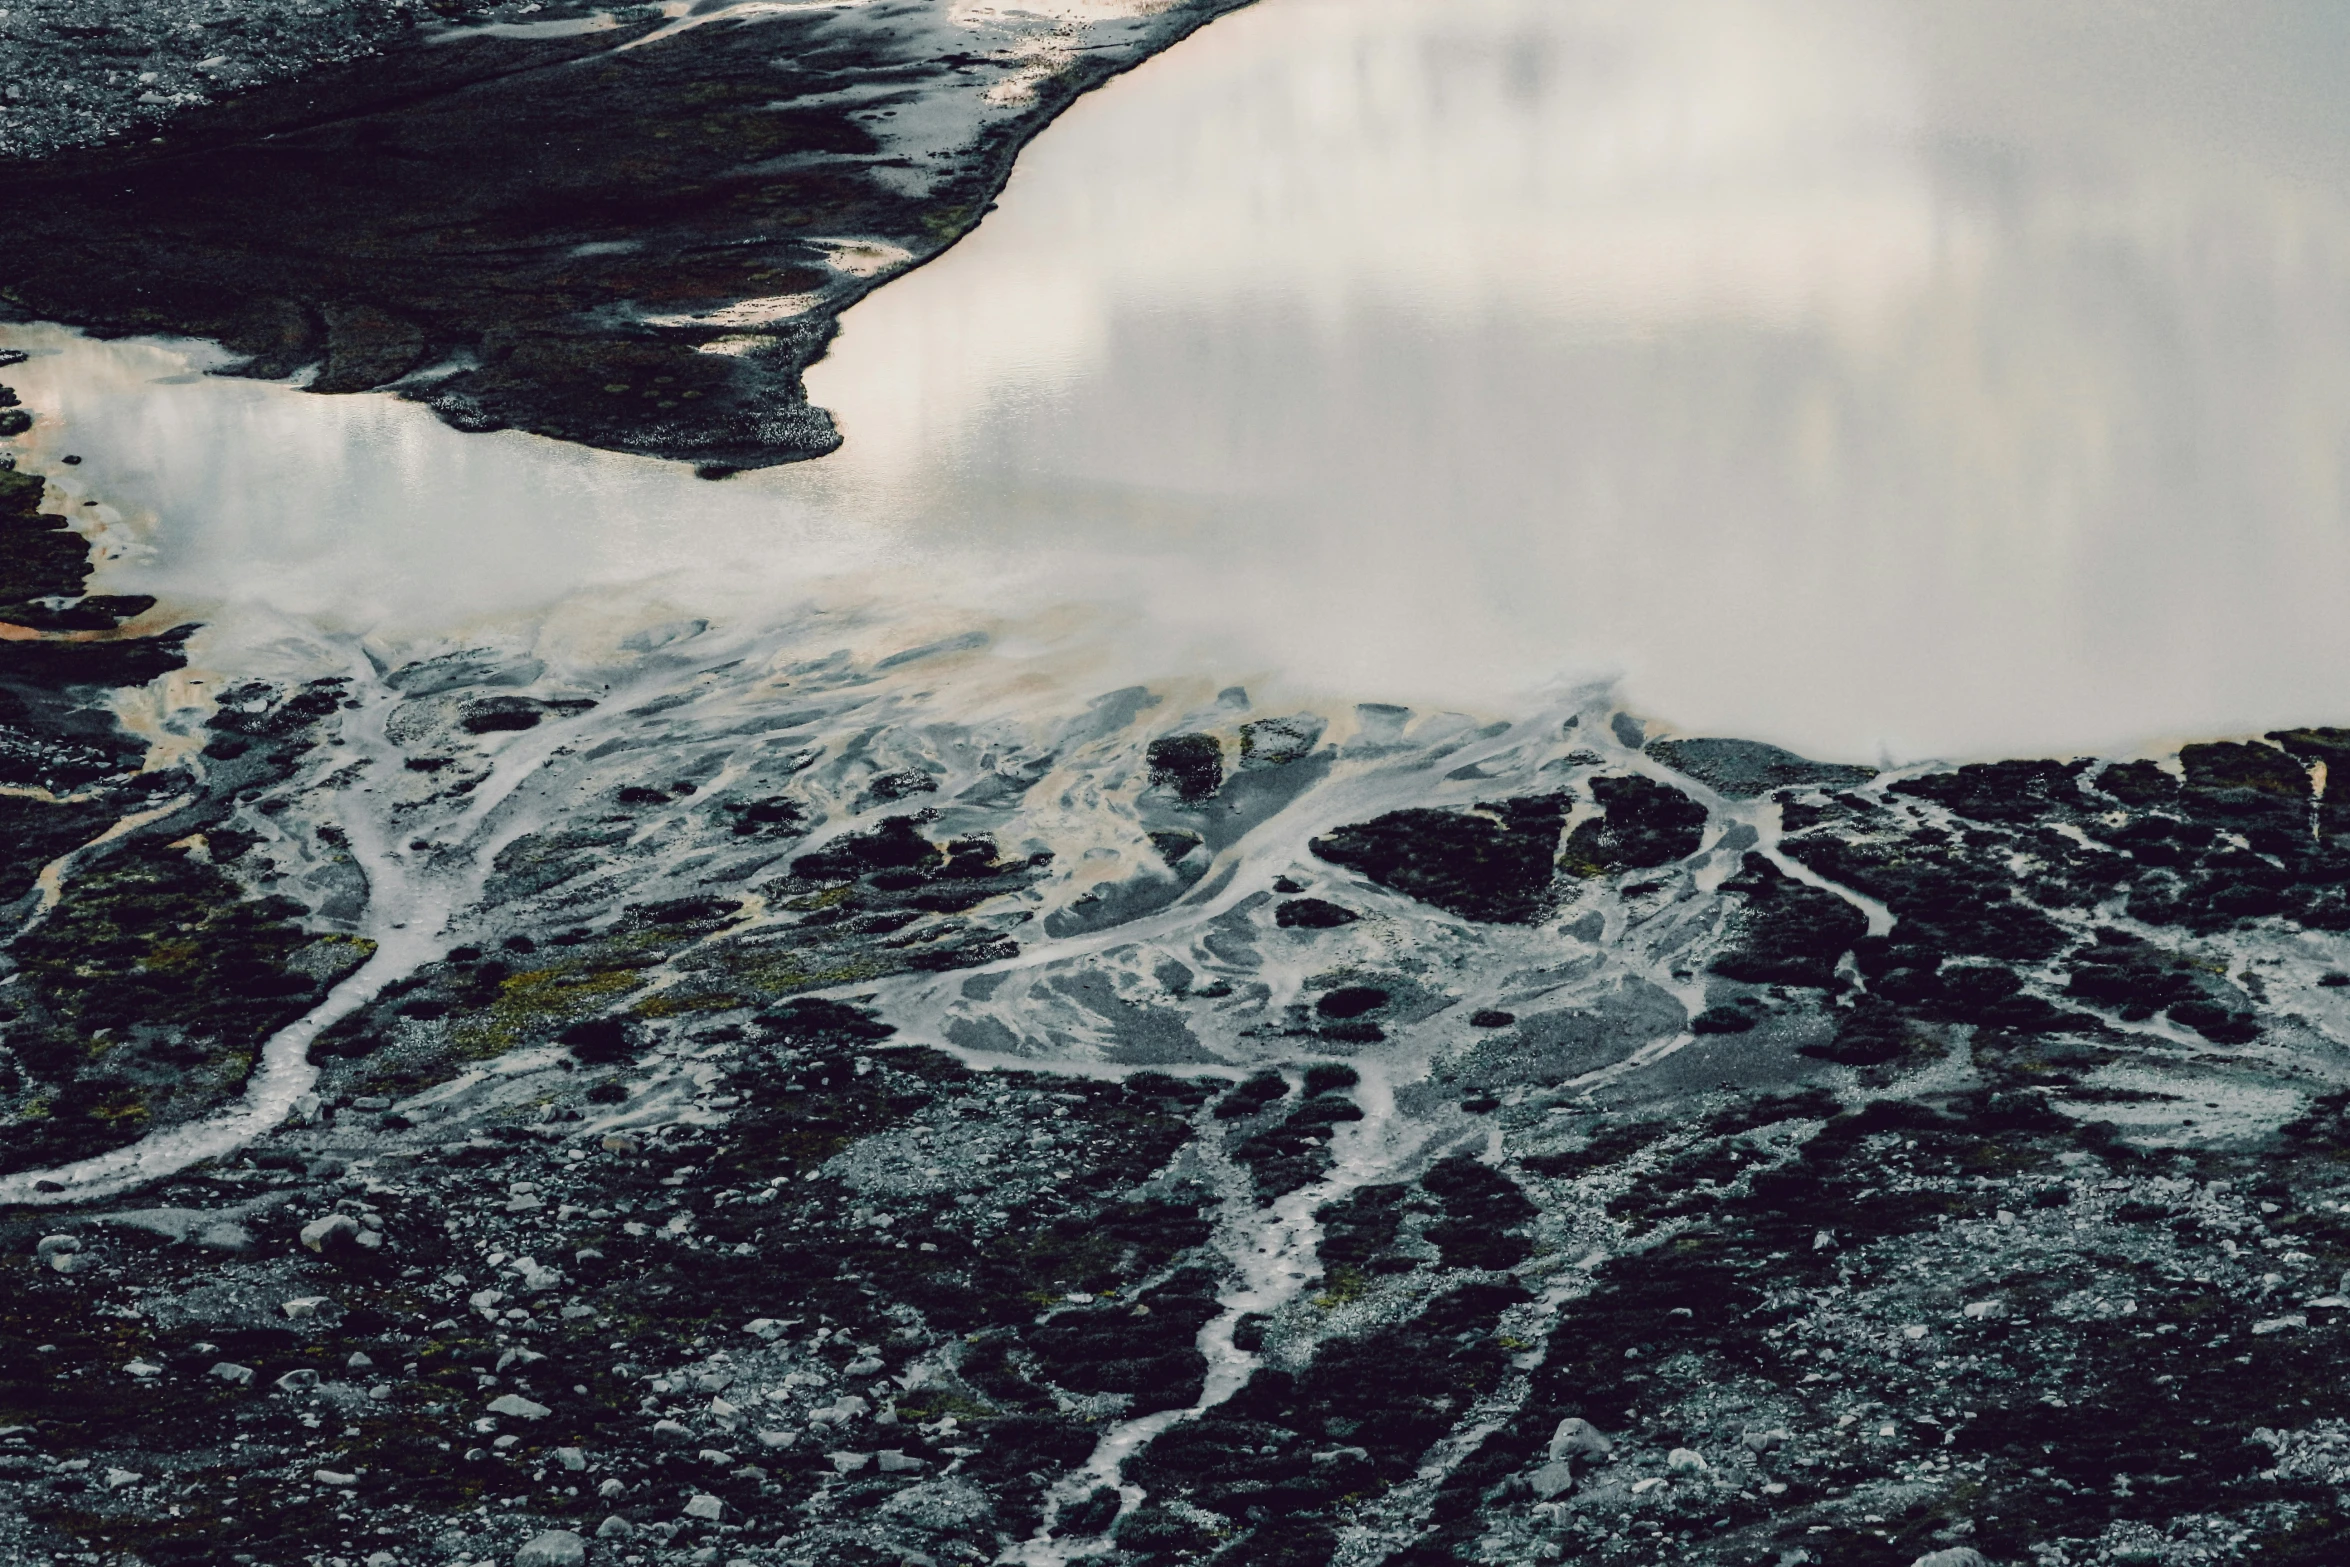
[22,0,2350,760]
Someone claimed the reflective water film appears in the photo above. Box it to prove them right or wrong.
[24,0,2350,761]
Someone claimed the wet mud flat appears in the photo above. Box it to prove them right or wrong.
[9,418,2350,1564]
[0,0,1253,473]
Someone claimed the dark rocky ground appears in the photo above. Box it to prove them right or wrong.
[0,0,441,161]
[8,398,2350,1561]
[0,0,1253,472]
[7,17,2350,1558]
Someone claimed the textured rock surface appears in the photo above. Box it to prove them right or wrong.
[7,543,2350,1562]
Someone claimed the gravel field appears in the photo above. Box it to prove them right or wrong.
[0,0,484,159]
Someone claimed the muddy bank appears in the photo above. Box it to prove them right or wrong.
[0,0,1253,473]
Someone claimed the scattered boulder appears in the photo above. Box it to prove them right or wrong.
[560,1017,633,1065]
[513,1529,587,1567]
[1275,896,1359,929]
[1315,985,1388,1020]
[487,1394,551,1421]
[1303,1062,1360,1096]
[1239,715,1324,768]
[1147,733,1224,802]
[1548,1417,1611,1462]
[300,1213,361,1252]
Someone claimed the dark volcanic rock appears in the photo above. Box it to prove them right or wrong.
[1560,773,1708,876]
[1274,895,1359,929]
[1710,851,1867,989]
[1890,757,2093,824]
[1310,793,1569,924]
[2,844,365,1174]
[1146,732,1224,804]
[1418,1153,1536,1271]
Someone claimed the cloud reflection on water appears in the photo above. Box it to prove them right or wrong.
[19,0,2350,763]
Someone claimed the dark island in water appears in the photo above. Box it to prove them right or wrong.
[0,0,1252,473]
[8,7,2350,1567]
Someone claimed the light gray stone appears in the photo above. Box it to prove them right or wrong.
[1547,1417,1611,1462]
[513,1528,587,1567]
[300,1214,361,1252]
[1530,1460,1575,1499]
